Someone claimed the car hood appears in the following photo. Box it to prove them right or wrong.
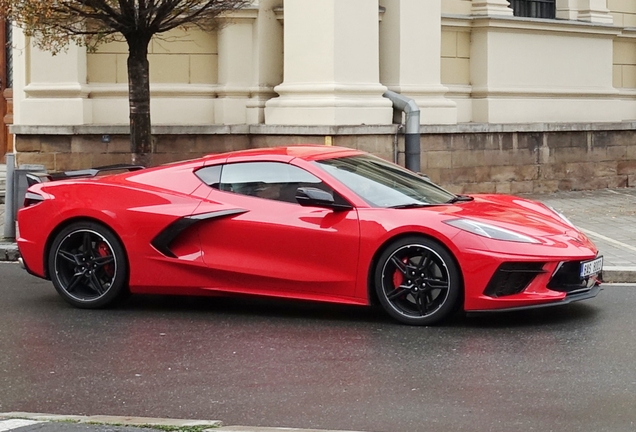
[443,194,581,238]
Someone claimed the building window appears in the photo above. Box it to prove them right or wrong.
[509,0,555,19]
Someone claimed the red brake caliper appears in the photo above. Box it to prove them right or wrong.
[97,242,114,277]
[392,257,408,289]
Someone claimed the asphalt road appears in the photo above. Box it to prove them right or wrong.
[2,262,636,432]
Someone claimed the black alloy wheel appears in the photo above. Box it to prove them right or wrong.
[48,221,128,308]
[375,236,461,325]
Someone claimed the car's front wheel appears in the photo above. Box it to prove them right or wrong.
[48,221,128,308]
[374,236,461,325]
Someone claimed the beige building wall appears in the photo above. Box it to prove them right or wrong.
[607,1,636,119]
[440,19,472,123]
[442,0,472,15]
[86,28,219,125]
[608,0,636,26]
[614,39,636,89]
[470,19,620,123]
[11,0,636,129]
[87,29,218,85]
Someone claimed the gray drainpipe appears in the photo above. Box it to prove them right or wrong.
[383,90,421,172]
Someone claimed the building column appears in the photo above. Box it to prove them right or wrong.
[556,0,579,20]
[215,1,284,125]
[471,0,513,16]
[20,42,91,125]
[554,0,613,23]
[379,0,457,125]
[245,0,284,124]
[265,0,392,126]
[214,9,257,125]
[575,0,613,24]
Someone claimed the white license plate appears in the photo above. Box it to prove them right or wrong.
[580,256,603,278]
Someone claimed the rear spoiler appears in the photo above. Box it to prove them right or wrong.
[26,164,145,186]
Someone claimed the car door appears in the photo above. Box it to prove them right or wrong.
[194,161,362,301]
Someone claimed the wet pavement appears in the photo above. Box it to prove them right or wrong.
[1,262,636,431]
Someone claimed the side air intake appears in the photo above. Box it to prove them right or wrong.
[484,262,546,297]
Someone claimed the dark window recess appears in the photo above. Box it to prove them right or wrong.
[509,0,555,19]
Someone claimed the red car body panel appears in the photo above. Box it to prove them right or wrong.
[17,145,601,314]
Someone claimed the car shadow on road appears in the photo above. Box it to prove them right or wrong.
[118,293,391,325]
[455,303,600,328]
[114,293,600,329]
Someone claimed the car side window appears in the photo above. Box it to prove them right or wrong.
[218,162,328,204]
[194,165,222,188]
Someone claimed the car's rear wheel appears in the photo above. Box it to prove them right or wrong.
[48,221,128,308]
[374,236,461,325]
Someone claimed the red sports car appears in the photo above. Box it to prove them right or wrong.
[17,145,603,325]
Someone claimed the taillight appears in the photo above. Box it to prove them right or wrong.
[23,191,44,207]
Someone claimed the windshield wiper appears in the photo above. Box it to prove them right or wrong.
[389,203,431,209]
[446,194,474,204]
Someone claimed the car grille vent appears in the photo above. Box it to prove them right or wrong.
[484,262,546,298]
[547,261,598,294]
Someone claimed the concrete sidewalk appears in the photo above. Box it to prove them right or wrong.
[1,187,635,282]
[1,412,365,432]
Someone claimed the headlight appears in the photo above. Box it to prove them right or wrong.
[546,205,575,228]
[445,219,540,244]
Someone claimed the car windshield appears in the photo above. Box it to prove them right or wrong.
[314,154,456,208]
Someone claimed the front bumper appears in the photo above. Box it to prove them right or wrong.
[468,284,602,313]
[462,252,602,312]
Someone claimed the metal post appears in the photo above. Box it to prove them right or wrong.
[3,153,15,239]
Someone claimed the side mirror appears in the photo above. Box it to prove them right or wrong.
[295,187,352,211]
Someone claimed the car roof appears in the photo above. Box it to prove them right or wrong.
[203,145,364,162]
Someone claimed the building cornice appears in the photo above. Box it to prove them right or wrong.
[442,14,622,37]
[11,122,636,136]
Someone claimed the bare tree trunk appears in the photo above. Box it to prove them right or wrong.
[126,35,152,167]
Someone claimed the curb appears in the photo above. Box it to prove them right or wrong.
[217,428,363,431]
[603,267,636,284]
[0,413,364,432]
[0,242,19,262]
[0,413,223,429]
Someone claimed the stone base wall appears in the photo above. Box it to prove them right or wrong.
[419,129,636,194]
[11,123,636,195]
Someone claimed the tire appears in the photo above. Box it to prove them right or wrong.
[374,236,461,326]
[48,221,128,309]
